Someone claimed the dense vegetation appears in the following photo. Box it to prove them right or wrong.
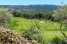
[0,5,67,44]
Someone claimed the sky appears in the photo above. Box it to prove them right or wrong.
[0,0,66,5]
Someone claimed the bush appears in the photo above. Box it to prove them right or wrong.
[22,27,45,44]
[12,10,22,17]
[50,37,67,44]
[50,37,62,44]
[22,13,33,19]
[0,8,13,28]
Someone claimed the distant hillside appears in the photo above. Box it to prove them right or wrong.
[0,5,58,12]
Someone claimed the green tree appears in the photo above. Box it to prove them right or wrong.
[53,5,67,40]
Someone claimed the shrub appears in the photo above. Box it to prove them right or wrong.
[22,27,45,44]
[50,37,62,44]
[12,10,22,17]
[50,37,67,44]
[0,8,13,28]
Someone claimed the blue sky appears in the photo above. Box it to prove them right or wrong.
[0,0,66,5]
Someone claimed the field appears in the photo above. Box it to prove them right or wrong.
[8,17,67,44]
[9,17,61,31]
[0,4,67,44]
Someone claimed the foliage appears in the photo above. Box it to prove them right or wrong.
[7,5,67,44]
[11,10,54,20]
[50,37,62,44]
[50,36,67,44]
[22,27,45,44]
[52,5,67,22]
[0,8,13,28]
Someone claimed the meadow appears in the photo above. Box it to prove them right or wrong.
[9,17,60,32]
[8,17,66,44]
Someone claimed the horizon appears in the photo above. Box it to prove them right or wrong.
[0,0,66,5]
[0,4,61,6]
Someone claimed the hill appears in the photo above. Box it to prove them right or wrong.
[0,5,58,12]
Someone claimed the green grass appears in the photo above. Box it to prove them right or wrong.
[9,17,61,32]
[44,31,64,43]
[9,17,67,44]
